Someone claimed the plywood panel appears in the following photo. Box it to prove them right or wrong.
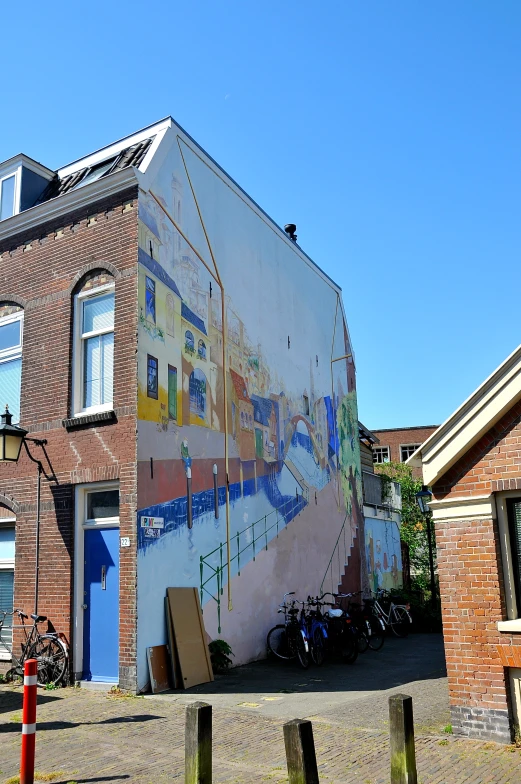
[146,644,171,694]
[166,587,214,689]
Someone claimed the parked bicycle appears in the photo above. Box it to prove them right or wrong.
[304,596,329,666]
[369,589,412,637]
[319,593,358,664]
[266,592,309,669]
[344,591,386,652]
[0,608,69,686]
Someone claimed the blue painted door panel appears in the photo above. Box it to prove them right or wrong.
[83,528,119,682]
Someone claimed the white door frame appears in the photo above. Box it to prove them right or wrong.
[73,482,119,681]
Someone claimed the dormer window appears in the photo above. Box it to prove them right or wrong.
[0,174,16,220]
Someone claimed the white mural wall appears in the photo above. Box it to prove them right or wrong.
[135,127,362,690]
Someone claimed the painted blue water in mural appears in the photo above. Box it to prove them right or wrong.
[137,469,306,553]
[137,439,330,553]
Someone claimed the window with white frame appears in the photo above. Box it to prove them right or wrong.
[74,286,114,415]
[0,173,17,221]
[85,487,120,523]
[373,446,390,464]
[400,444,421,462]
[0,522,15,660]
[0,310,23,423]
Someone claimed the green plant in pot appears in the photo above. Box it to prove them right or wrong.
[209,639,234,672]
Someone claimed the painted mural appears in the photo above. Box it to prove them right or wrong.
[364,517,402,593]
[135,129,363,688]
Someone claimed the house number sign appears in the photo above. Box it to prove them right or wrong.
[120,537,131,548]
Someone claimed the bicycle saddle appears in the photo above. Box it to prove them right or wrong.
[31,614,47,623]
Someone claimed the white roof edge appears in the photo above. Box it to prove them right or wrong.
[409,343,521,486]
[0,154,55,181]
[58,118,172,177]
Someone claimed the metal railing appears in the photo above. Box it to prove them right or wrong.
[200,495,304,633]
[319,511,349,596]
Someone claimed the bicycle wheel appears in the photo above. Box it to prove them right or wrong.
[311,627,325,666]
[294,629,309,670]
[367,617,385,651]
[356,623,369,654]
[340,627,358,664]
[267,625,295,660]
[28,637,68,686]
[390,606,411,638]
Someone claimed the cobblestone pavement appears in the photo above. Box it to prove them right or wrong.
[1,636,521,784]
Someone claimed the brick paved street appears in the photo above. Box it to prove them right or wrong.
[2,635,521,784]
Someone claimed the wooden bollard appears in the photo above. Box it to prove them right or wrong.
[185,702,212,784]
[389,694,417,784]
[283,719,319,784]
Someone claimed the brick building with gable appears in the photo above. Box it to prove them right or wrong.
[410,344,521,743]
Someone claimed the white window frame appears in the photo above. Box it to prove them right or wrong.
[373,446,390,464]
[73,482,120,680]
[72,283,115,417]
[0,517,16,661]
[0,169,21,221]
[0,310,24,424]
[400,444,421,462]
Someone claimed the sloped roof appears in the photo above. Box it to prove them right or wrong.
[138,247,181,298]
[181,302,207,335]
[408,343,521,486]
[229,369,251,403]
[251,394,273,426]
[35,139,152,206]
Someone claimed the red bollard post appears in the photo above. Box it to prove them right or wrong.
[20,659,38,784]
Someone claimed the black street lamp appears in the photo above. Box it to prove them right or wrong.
[415,485,437,607]
[0,406,57,615]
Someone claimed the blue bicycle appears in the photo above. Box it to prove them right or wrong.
[305,596,329,666]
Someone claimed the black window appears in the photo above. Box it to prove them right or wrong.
[507,499,521,608]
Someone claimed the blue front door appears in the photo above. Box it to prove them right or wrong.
[83,528,119,682]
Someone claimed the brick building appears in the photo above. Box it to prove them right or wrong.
[0,118,363,690]
[410,344,521,743]
[370,425,439,476]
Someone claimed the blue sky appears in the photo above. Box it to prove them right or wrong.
[3,1,521,430]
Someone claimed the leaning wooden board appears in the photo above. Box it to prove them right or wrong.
[165,596,182,689]
[166,587,214,688]
[146,644,171,694]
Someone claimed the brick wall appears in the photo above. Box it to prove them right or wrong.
[432,402,521,742]
[371,426,438,477]
[0,187,139,689]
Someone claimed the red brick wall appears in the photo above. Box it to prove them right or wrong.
[432,402,521,742]
[0,188,139,689]
[371,426,438,477]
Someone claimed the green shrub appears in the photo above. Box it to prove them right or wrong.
[209,639,234,672]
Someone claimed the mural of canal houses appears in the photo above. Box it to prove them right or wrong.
[135,124,363,690]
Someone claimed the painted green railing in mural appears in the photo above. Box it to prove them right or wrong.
[200,496,302,633]
[319,511,350,597]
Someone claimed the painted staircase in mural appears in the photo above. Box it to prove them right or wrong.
[320,512,361,598]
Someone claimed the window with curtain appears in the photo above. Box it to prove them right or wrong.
[76,289,114,413]
[0,312,23,423]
